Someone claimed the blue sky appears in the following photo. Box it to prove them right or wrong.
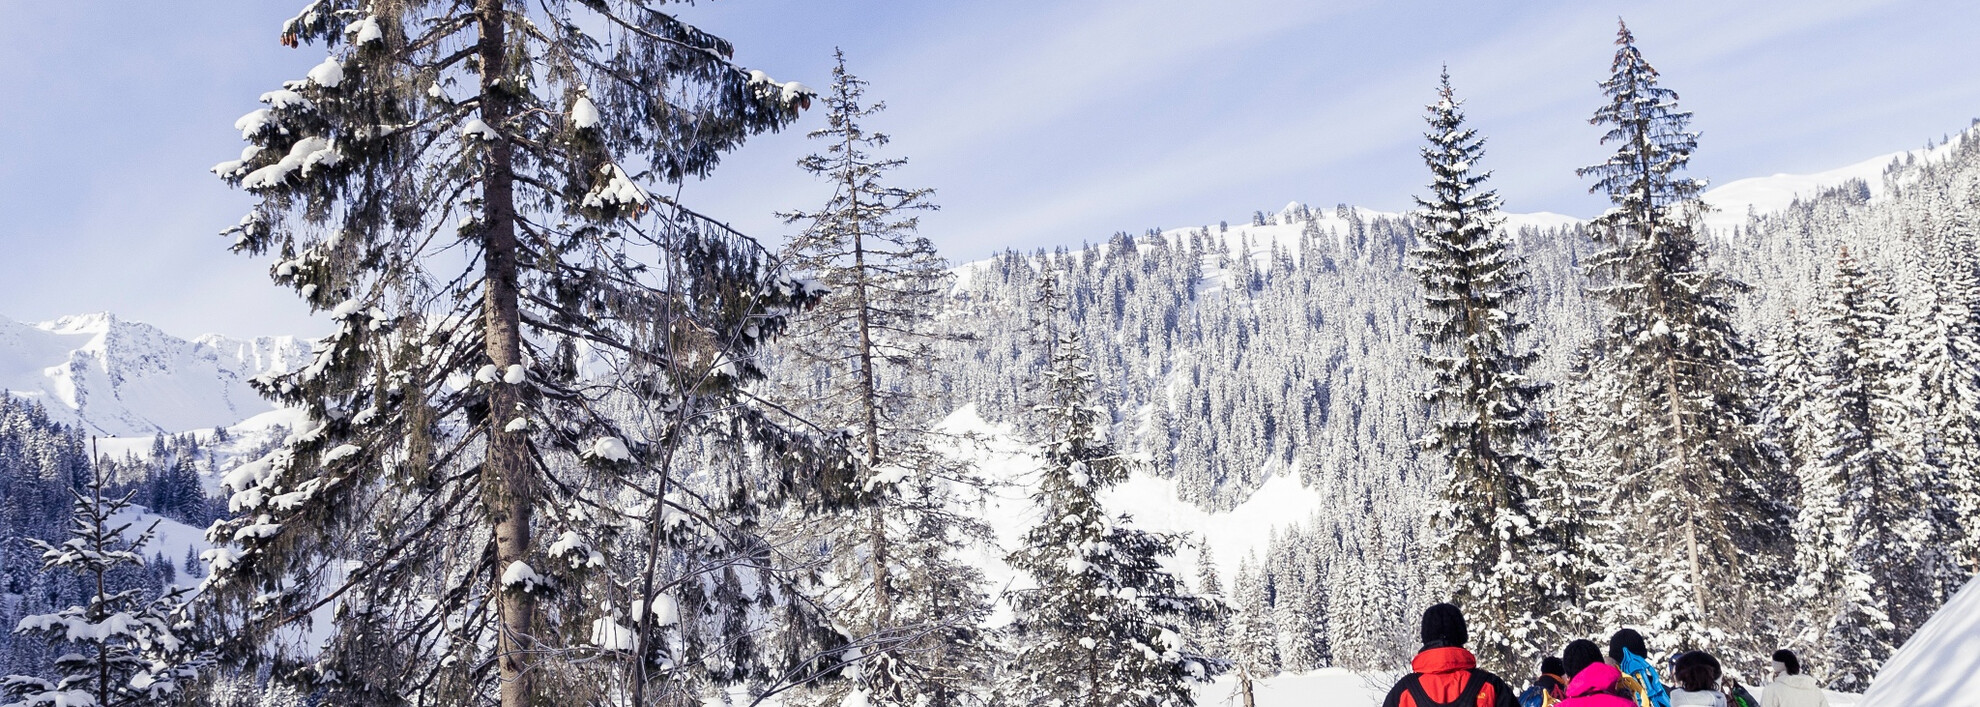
[2,1,1976,337]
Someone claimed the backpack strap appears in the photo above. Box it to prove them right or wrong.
[1403,671,1489,707]
[1404,675,1437,707]
[1454,670,1490,707]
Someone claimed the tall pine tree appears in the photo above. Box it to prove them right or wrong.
[207,4,845,705]
[1407,71,1550,675]
[1572,20,1789,653]
[772,50,995,707]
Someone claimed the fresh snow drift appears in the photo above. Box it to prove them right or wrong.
[1860,573,1980,706]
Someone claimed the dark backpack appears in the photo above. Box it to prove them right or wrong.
[1404,670,1489,707]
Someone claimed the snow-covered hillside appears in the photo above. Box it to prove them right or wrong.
[0,312,309,435]
[1701,130,1971,233]
[1861,573,1980,706]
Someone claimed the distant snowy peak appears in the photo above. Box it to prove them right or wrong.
[0,312,311,436]
[1702,126,1975,233]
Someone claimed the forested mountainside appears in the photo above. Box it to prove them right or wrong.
[943,126,1978,516]
[942,208,1599,514]
[930,123,1980,679]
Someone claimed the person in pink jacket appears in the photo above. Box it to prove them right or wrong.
[1557,662,1643,707]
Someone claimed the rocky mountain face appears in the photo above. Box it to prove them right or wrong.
[0,311,310,435]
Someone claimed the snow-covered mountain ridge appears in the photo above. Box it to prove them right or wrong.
[954,125,1976,289]
[4,132,1958,441]
[0,311,310,436]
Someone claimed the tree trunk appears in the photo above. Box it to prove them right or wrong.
[476,3,536,705]
[1240,665,1257,707]
[1664,317,1712,624]
[849,143,891,625]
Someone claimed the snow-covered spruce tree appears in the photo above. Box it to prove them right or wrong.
[1407,71,1550,675]
[207,3,847,705]
[1571,20,1789,652]
[1536,349,1624,642]
[1270,563,1321,673]
[2,455,204,707]
[1901,242,1980,600]
[771,51,996,707]
[1794,249,1931,689]
[1762,310,1825,483]
[1189,547,1229,665]
[1227,556,1278,678]
[1001,334,1221,707]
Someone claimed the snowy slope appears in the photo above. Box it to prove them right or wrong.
[0,312,309,436]
[1860,573,1980,706]
[938,404,1327,620]
[1195,669,1393,707]
[1701,128,1973,233]
[111,505,215,590]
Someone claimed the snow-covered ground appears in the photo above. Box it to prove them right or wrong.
[1862,573,1980,706]
[937,404,1324,617]
[108,505,213,590]
[1194,669,1392,707]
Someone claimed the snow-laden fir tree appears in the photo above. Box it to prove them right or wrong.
[1226,556,1278,678]
[1900,238,1980,599]
[1000,333,1221,707]
[1191,547,1230,662]
[1269,557,1322,673]
[1535,348,1625,642]
[1763,309,1825,481]
[1571,20,1789,652]
[207,3,847,705]
[2,454,204,707]
[1406,71,1550,675]
[1794,249,1932,689]
[771,51,996,707]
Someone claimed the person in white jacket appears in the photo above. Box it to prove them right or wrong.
[1759,650,1829,707]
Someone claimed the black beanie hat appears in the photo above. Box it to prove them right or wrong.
[1563,639,1603,677]
[1609,628,1649,663]
[1541,656,1565,676]
[1772,649,1801,675]
[1674,651,1724,692]
[1420,603,1469,648]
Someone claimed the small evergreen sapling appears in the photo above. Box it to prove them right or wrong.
[2,452,204,707]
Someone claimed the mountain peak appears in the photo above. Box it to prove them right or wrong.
[38,311,119,333]
[0,311,310,436]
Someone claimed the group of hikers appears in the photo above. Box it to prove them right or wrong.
[1379,604,1832,707]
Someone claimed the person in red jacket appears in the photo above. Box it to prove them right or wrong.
[1380,603,1521,707]
[1557,662,1641,707]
